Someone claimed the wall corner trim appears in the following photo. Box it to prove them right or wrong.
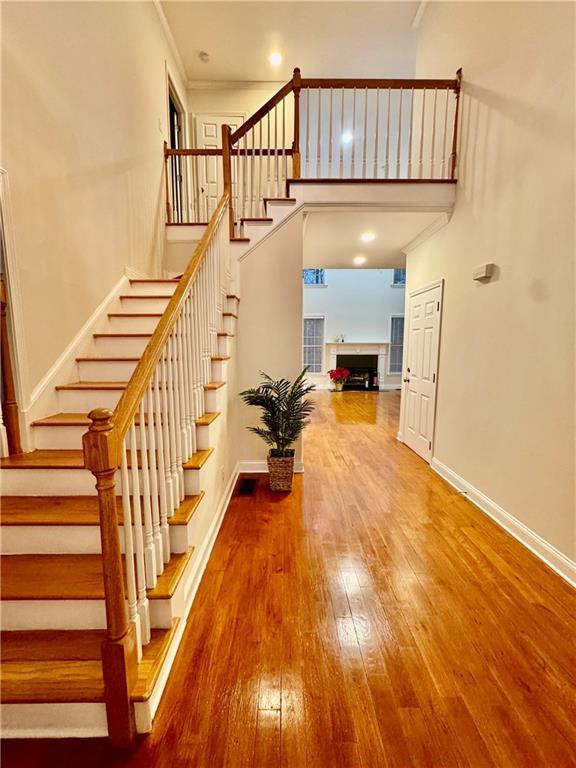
[430,457,576,589]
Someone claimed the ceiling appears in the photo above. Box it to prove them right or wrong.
[302,210,444,269]
[161,2,419,83]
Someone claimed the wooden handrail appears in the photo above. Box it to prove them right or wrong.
[99,193,229,457]
[230,80,295,144]
[300,77,461,91]
[165,148,223,157]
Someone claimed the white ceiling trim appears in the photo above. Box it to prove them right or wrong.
[153,0,187,84]
[401,212,450,254]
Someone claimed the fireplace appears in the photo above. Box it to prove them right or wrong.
[336,354,379,391]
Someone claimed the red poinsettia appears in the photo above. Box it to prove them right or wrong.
[327,367,350,382]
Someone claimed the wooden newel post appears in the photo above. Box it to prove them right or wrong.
[164,141,173,224]
[292,67,302,179]
[0,277,22,455]
[222,124,234,238]
[83,408,137,747]
[449,68,463,180]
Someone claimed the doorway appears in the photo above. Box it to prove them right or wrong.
[168,84,187,222]
[400,279,443,462]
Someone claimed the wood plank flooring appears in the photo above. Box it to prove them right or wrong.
[2,391,575,766]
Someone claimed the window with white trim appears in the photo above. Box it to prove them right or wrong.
[393,268,406,286]
[389,316,404,374]
[303,317,324,373]
[303,269,326,285]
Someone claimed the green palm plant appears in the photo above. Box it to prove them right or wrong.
[240,368,316,457]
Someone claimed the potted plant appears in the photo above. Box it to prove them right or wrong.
[328,367,350,391]
[240,369,316,492]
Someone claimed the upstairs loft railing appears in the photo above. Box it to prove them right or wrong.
[82,194,231,745]
[165,67,462,234]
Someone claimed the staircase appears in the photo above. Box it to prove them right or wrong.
[1,215,240,740]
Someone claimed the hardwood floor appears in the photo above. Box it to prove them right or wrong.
[2,391,576,767]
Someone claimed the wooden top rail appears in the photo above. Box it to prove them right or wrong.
[85,193,229,470]
[165,148,222,157]
[166,147,293,157]
[230,79,295,145]
[300,77,461,91]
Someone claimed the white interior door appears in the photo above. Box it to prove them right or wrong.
[194,113,244,221]
[402,280,443,462]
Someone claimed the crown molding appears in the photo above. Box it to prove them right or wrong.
[411,1,428,29]
[401,212,450,255]
[152,0,187,84]
[187,79,285,91]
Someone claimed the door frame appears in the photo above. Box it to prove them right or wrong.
[397,278,444,462]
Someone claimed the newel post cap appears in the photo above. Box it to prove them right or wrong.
[293,67,302,87]
[83,408,119,472]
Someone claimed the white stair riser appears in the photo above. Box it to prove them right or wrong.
[120,297,170,313]
[204,387,225,413]
[107,316,161,333]
[1,703,108,740]
[226,297,239,314]
[0,465,207,496]
[222,316,236,334]
[218,336,232,357]
[57,388,123,412]
[196,420,218,451]
[128,282,177,296]
[92,336,150,356]
[33,419,210,450]
[1,519,196,555]
[2,598,174,631]
[211,359,228,381]
[77,359,138,381]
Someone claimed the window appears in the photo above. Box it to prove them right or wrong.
[389,316,404,374]
[393,268,406,286]
[303,317,324,373]
[303,269,325,285]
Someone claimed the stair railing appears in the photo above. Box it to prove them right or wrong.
[82,193,231,746]
[166,67,462,237]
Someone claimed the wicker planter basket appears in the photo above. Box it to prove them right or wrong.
[267,454,295,492]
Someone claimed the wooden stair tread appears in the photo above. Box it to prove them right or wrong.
[211,355,230,362]
[204,381,225,390]
[195,412,220,426]
[0,660,105,703]
[240,217,273,223]
[76,357,141,363]
[32,413,91,427]
[132,620,180,701]
[0,549,193,600]
[226,294,240,301]
[129,279,178,284]
[217,332,234,337]
[93,333,152,338]
[119,295,171,300]
[55,381,127,391]
[0,493,203,526]
[263,197,296,203]
[0,450,85,469]
[230,237,250,243]
[107,313,163,318]
[222,312,238,318]
[183,448,213,470]
[1,623,177,703]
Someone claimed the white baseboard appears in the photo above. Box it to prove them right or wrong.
[238,459,304,474]
[380,384,402,391]
[22,271,135,443]
[431,458,576,589]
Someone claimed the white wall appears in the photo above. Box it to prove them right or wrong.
[304,269,405,346]
[2,1,187,403]
[235,214,304,466]
[408,2,575,563]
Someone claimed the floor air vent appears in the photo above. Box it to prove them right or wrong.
[237,477,258,496]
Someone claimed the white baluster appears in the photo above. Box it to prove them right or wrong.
[385,88,391,179]
[430,88,438,178]
[160,351,176,514]
[152,365,171,560]
[396,88,403,179]
[258,122,263,215]
[442,89,449,179]
[145,385,164,571]
[419,89,426,179]
[165,335,181,506]
[408,88,414,180]
[351,88,357,177]
[127,427,151,645]
[362,88,368,179]
[170,332,185,502]
[328,88,334,178]
[316,90,321,177]
[120,442,142,660]
[176,314,189,462]
[137,400,157,588]
[374,88,380,179]
[306,89,311,177]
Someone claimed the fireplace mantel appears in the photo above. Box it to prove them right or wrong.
[326,342,391,391]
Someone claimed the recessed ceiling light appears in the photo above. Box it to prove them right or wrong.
[268,52,283,66]
[360,232,376,243]
[342,132,354,144]
[353,255,367,266]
